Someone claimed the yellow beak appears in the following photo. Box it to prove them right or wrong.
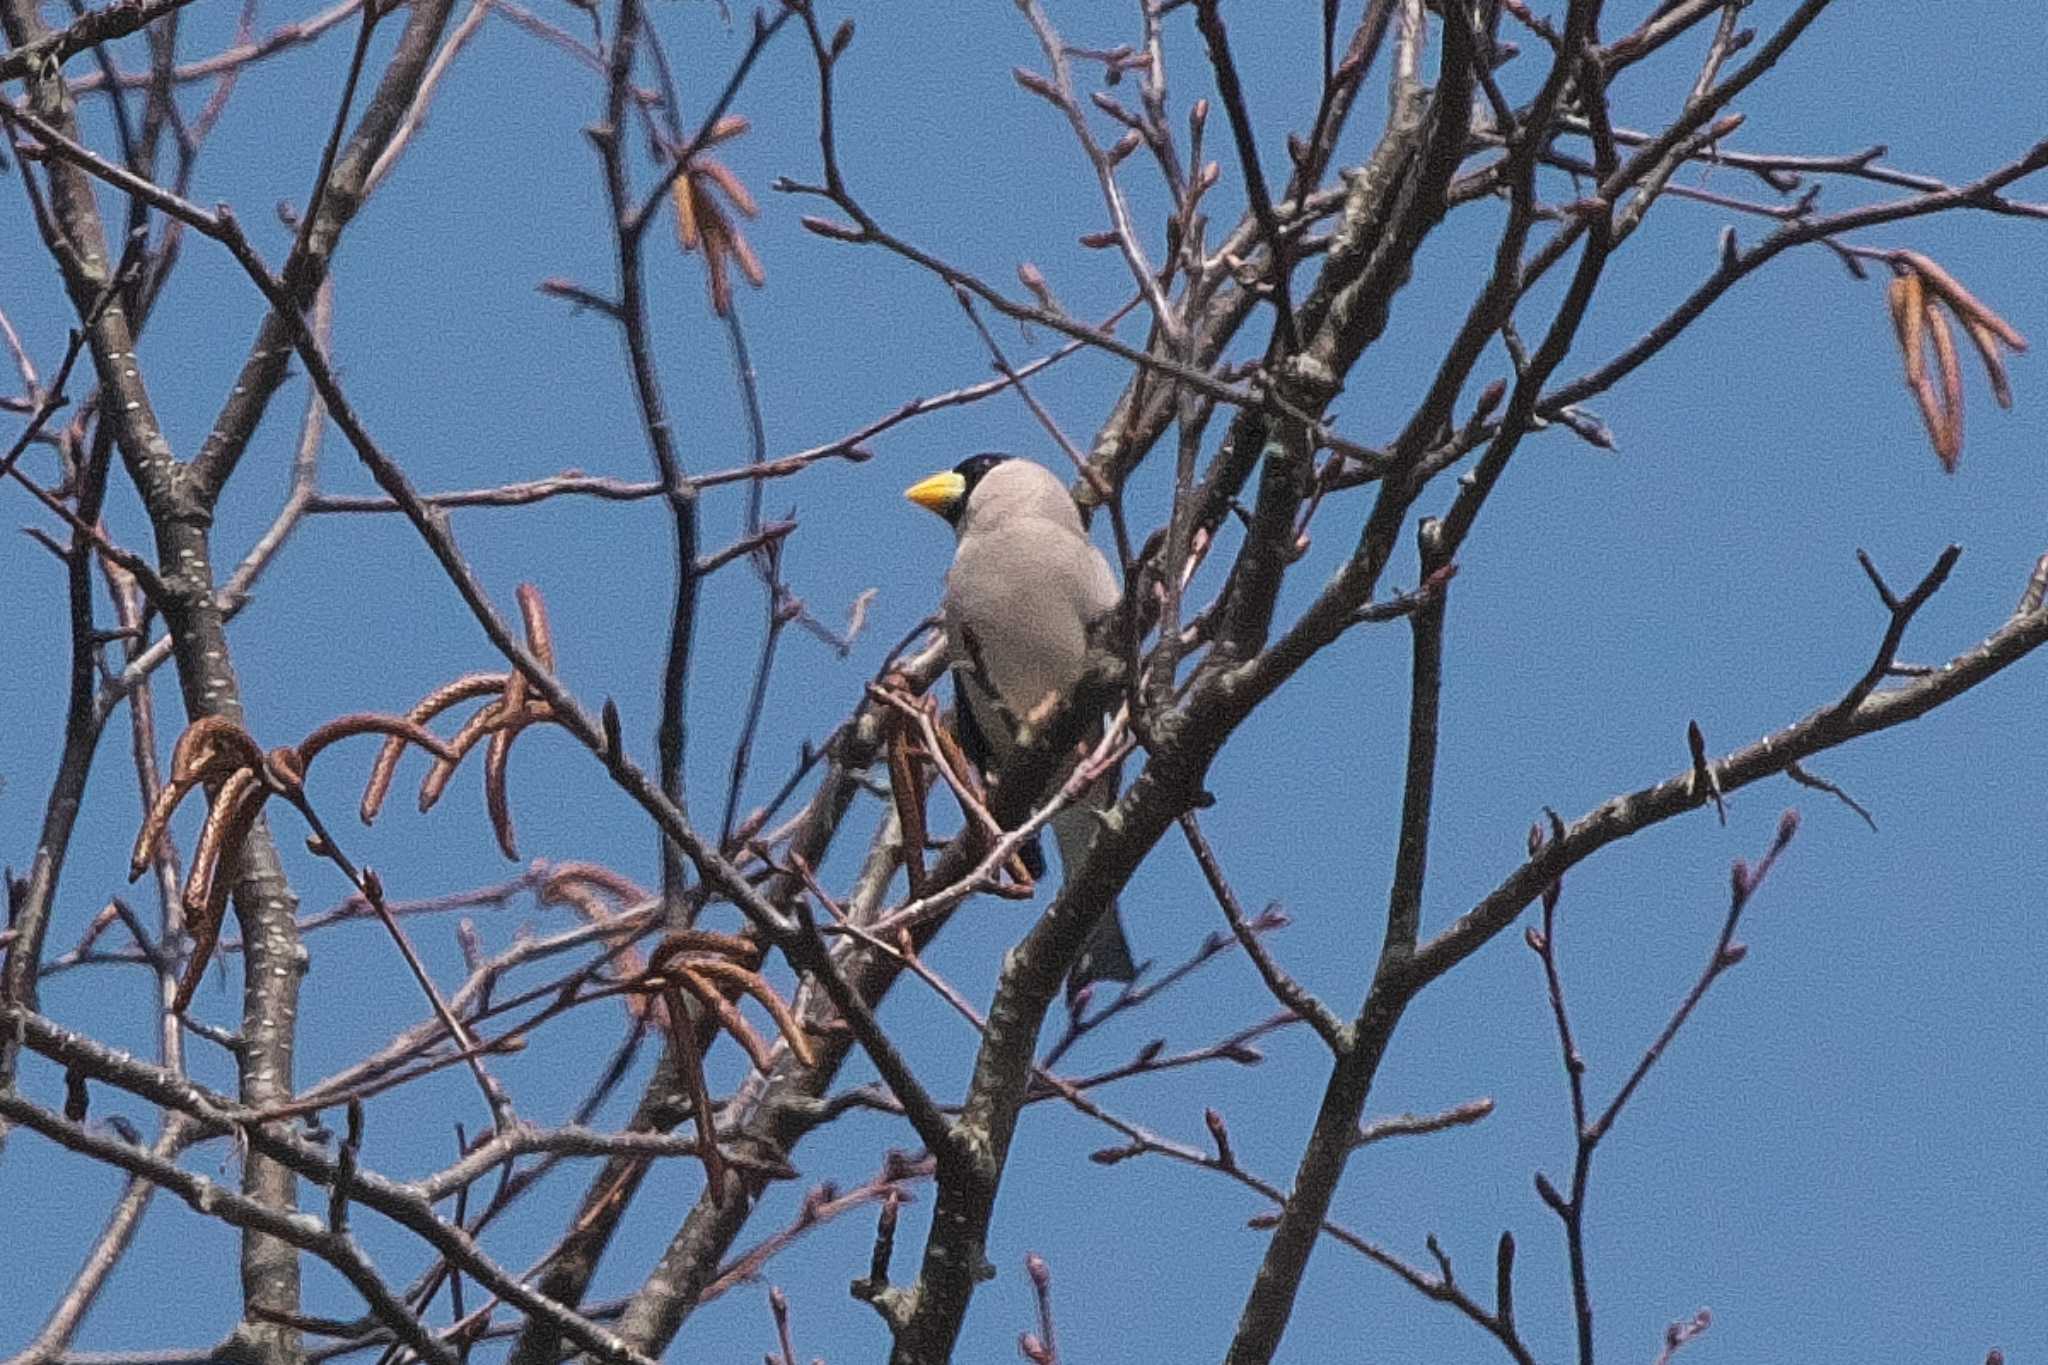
[904,470,968,517]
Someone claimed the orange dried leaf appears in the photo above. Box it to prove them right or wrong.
[264,746,307,793]
[182,767,262,920]
[924,711,982,806]
[482,597,559,856]
[176,716,266,776]
[710,998,778,1072]
[417,699,546,812]
[500,658,529,736]
[701,216,734,317]
[484,729,520,853]
[132,769,201,880]
[1901,365,1950,472]
[1887,273,1960,468]
[418,702,502,812]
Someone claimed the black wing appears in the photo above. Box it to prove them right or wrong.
[952,666,993,775]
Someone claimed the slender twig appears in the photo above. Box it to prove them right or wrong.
[1530,812,1798,1365]
[1009,0,1181,344]
[8,1116,201,1365]
[1354,1097,1495,1148]
[282,791,516,1129]
[1178,813,1344,1051]
[284,0,382,278]
[65,0,364,89]
[718,307,788,852]
[0,1092,456,1365]
[3,1005,667,1365]
[1193,0,1298,351]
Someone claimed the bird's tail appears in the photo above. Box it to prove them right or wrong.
[1052,803,1138,1002]
[1069,899,1136,1003]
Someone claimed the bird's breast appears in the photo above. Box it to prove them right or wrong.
[942,521,1102,726]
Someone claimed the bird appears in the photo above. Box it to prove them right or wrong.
[904,453,1136,998]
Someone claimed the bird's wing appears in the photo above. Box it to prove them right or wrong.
[1079,538,1120,622]
[951,663,996,773]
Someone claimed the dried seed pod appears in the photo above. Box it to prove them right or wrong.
[1898,250,2027,350]
[682,956,818,1069]
[361,673,503,824]
[1925,302,1964,470]
[484,704,551,860]
[1886,271,1926,391]
[131,717,264,878]
[696,157,759,219]
[419,699,511,813]
[175,768,270,1013]
[1963,316,2014,409]
[296,712,454,773]
[672,175,701,251]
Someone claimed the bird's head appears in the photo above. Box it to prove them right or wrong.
[906,455,1087,541]
[903,452,1014,528]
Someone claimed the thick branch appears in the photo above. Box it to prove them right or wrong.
[0,0,197,83]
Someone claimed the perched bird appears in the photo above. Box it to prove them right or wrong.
[904,453,1136,997]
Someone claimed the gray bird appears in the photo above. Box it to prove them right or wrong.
[904,453,1136,997]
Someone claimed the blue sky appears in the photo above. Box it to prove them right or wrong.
[4,2,2046,1361]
